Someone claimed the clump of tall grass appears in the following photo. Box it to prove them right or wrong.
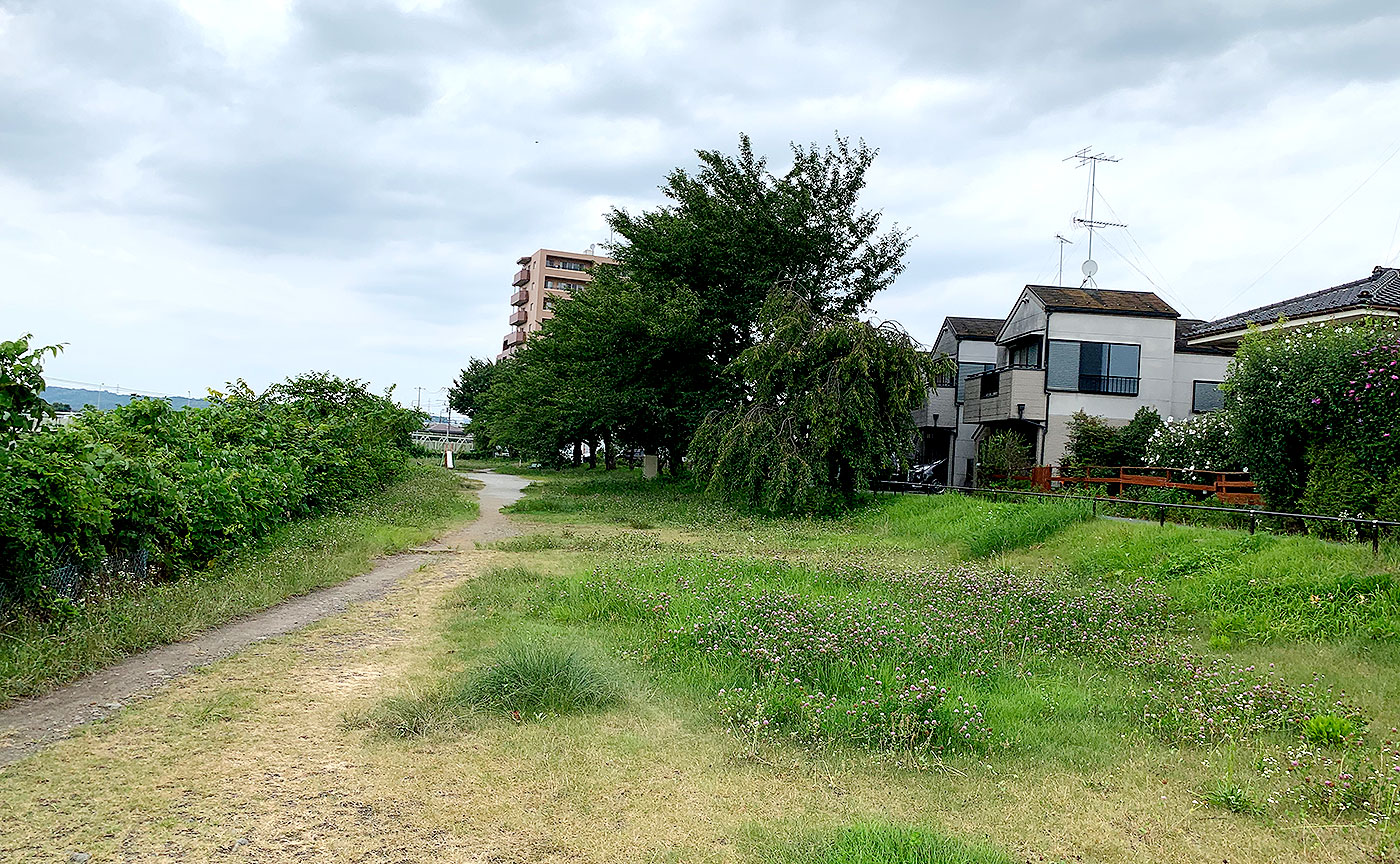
[353,641,623,737]
[754,822,1015,864]
[466,641,621,716]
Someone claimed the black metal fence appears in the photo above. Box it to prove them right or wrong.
[872,481,1400,554]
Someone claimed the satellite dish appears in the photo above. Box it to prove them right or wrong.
[1081,259,1098,278]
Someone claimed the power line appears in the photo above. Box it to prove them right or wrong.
[1214,132,1400,318]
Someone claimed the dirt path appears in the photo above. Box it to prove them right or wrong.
[0,470,530,768]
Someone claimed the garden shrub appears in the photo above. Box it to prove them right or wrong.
[1062,407,1161,468]
[1224,318,1400,511]
[977,429,1033,479]
[1145,410,1241,477]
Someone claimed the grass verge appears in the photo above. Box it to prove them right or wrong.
[0,463,478,704]
[751,822,1016,864]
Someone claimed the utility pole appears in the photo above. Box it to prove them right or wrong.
[415,386,423,412]
[1065,147,1126,285]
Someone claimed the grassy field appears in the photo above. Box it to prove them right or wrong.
[416,467,1400,861]
[5,465,1400,862]
[0,462,478,704]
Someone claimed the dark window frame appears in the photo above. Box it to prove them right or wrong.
[1192,380,1224,413]
[1047,339,1141,396]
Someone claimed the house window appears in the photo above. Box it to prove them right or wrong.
[956,362,996,403]
[1047,340,1140,396]
[545,279,583,292]
[1007,338,1041,368]
[1193,381,1224,413]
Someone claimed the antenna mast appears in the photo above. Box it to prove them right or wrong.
[1064,147,1126,285]
[1054,234,1073,285]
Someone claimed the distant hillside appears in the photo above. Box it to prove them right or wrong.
[40,386,208,412]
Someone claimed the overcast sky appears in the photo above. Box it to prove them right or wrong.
[4,0,1399,411]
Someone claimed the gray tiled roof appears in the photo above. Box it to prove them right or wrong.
[1025,285,1179,318]
[1191,267,1400,337]
[944,316,1004,341]
[1174,319,1234,356]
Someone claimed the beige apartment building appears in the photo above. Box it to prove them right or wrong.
[498,247,615,358]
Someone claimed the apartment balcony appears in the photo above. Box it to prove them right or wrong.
[963,367,1047,424]
[512,268,530,287]
[502,330,526,350]
[912,384,958,429]
[510,289,529,307]
[508,308,527,327]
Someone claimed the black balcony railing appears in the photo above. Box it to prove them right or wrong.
[1079,374,1139,396]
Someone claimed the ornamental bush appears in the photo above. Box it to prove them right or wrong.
[1222,319,1400,513]
[1144,411,1241,478]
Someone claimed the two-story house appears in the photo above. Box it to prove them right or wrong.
[912,316,1000,486]
[956,285,1233,468]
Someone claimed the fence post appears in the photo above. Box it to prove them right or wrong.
[1249,515,1256,535]
[1374,521,1381,556]
[1159,504,1166,527]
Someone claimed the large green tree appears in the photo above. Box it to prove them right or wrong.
[470,133,912,468]
[688,287,947,514]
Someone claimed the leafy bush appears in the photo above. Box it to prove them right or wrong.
[1145,410,1241,477]
[1223,318,1400,511]
[1062,406,1161,468]
[976,429,1033,478]
[0,367,423,607]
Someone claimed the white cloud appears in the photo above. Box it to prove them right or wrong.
[2,0,1399,400]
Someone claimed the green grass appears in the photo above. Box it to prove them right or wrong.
[751,822,1015,864]
[353,638,624,737]
[0,463,478,704]
[999,518,1400,644]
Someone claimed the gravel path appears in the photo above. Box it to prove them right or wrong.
[0,470,529,768]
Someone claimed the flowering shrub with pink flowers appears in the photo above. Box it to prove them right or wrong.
[1224,318,1400,515]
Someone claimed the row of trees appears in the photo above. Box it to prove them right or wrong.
[452,135,946,513]
[1,335,425,607]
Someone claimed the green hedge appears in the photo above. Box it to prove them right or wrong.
[0,373,422,607]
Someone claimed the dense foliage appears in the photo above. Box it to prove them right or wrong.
[0,368,423,607]
[1062,407,1162,468]
[1223,319,1400,513]
[1144,411,1241,476]
[689,288,945,513]
[456,133,914,478]
[976,430,1034,479]
[1,334,63,446]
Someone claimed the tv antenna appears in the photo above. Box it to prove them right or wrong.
[1065,147,1126,285]
[1054,234,1073,285]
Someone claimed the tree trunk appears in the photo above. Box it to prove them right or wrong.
[587,437,598,470]
[572,440,582,467]
[603,428,617,470]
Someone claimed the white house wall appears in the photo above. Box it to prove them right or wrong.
[1169,353,1234,420]
[999,291,1047,344]
[951,338,997,487]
